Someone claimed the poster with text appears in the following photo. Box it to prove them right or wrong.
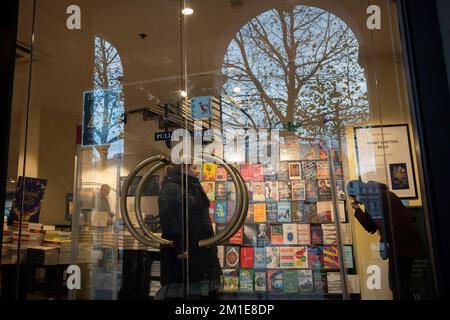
[9,177,48,223]
[354,125,417,199]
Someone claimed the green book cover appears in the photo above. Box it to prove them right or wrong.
[283,270,299,294]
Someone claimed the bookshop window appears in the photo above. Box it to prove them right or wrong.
[1,0,435,300]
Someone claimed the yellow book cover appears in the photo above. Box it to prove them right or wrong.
[253,203,267,223]
[203,163,217,181]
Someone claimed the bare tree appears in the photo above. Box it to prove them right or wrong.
[221,5,369,142]
[91,36,125,145]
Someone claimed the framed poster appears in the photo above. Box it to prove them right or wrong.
[354,124,418,199]
[9,177,48,223]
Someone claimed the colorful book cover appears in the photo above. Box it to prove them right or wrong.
[201,182,216,201]
[279,247,295,268]
[268,270,284,293]
[300,144,320,160]
[340,223,353,245]
[215,182,228,201]
[344,246,354,269]
[323,246,340,270]
[278,181,291,201]
[308,246,323,270]
[319,144,329,160]
[317,201,332,223]
[291,202,305,222]
[266,202,278,223]
[310,225,323,245]
[318,180,332,201]
[316,162,330,180]
[301,161,317,179]
[326,272,342,294]
[304,203,318,223]
[254,271,267,292]
[9,177,48,223]
[240,247,254,268]
[239,269,254,293]
[322,224,337,245]
[277,162,289,181]
[282,224,298,245]
[225,246,240,268]
[203,163,217,181]
[265,247,280,268]
[288,162,302,180]
[264,181,279,202]
[256,223,271,247]
[191,96,213,119]
[305,180,319,202]
[280,136,301,161]
[291,180,306,201]
[252,164,264,182]
[297,270,314,293]
[293,246,309,269]
[217,245,225,267]
[254,247,267,269]
[253,203,267,223]
[252,182,266,202]
[283,270,299,294]
[239,164,253,182]
[270,224,284,245]
[263,163,277,181]
[222,269,239,292]
[297,224,311,244]
[228,226,243,245]
[277,202,292,223]
[214,201,228,223]
[216,165,228,181]
[243,224,257,246]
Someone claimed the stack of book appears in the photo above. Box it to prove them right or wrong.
[27,246,59,266]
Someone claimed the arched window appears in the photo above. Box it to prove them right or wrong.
[221,5,369,141]
[90,36,125,152]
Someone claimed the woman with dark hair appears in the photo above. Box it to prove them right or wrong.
[155,165,222,300]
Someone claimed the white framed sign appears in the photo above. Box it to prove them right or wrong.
[354,124,418,199]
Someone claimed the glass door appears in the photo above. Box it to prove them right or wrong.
[4,0,435,301]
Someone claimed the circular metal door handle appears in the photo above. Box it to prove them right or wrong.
[120,155,249,249]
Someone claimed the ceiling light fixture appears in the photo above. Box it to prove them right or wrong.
[181,8,194,15]
[233,87,241,93]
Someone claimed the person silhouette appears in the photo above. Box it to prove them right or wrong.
[347,180,426,300]
[155,164,222,300]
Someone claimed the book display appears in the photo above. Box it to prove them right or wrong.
[199,142,359,298]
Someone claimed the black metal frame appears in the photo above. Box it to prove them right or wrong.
[0,0,19,265]
[397,0,450,299]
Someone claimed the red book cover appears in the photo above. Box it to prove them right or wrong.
[240,164,253,182]
[240,247,254,268]
[252,164,264,181]
[228,227,243,245]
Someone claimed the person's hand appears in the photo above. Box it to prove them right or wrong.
[177,251,188,260]
[350,197,360,210]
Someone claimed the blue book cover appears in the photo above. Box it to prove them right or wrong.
[254,247,267,269]
[277,202,292,223]
[214,201,228,223]
[191,96,212,119]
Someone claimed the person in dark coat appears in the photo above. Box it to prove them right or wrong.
[347,180,426,300]
[155,164,222,300]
